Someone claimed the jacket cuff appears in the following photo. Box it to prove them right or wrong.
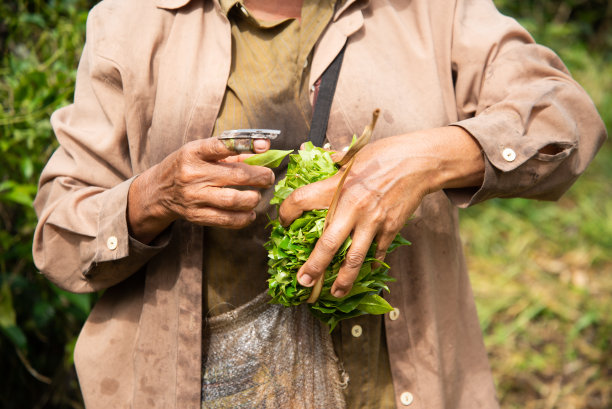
[87,177,170,276]
[445,113,576,208]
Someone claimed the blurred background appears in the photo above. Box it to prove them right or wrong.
[0,0,610,408]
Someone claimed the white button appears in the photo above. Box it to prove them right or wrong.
[106,236,118,251]
[351,325,362,338]
[238,4,249,17]
[502,147,516,162]
[389,308,400,321]
[400,391,414,406]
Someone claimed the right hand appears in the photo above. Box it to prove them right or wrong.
[128,138,274,243]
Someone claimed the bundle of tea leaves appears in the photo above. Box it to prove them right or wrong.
[248,142,410,330]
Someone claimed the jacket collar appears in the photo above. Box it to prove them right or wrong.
[333,0,360,21]
[155,0,194,10]
[155,0,360,17]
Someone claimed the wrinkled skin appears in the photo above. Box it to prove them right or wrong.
[279,126,484,298]
[128,138,273,244]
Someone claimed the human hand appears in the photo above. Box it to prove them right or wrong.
[279,127,484,298]
[128,138,274,243]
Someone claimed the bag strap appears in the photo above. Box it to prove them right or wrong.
[308,45,346,147]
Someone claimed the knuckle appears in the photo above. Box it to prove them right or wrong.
[317,232,340,254]
[182,207,197,222]
[345,184,373,205]
[176,163,195,184]
[288,186,308,206]
[373,211,387,226]
[180,189,197,205]
[384,219,403,236]
[302,259,325,277]
[207,139,226,157]
[334,277,354,291]
[344,252,365,269]
[230,166,251,184]
[344,188,366,206]
[227,215,252,229]
[217,189,238,208]
[208,212,231,227]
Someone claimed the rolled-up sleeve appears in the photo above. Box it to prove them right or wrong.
[33,9,169,293]
[446,0,607,207]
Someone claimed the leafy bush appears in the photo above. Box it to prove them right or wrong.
[0,1,96,408]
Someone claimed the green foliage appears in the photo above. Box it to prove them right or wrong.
[494,0,612,53]
[265,143,407,331]
[0,1,96,408]
[460,2,612,408]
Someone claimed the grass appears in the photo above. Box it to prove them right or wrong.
[462,7,612,407]
[461,38,612,407]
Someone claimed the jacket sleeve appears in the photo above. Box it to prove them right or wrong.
[445,0,607,207]
[32,10,169,294]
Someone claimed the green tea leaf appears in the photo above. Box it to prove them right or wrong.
[356,294,394,314]
[244,149,293,168]
[387,234,411,252]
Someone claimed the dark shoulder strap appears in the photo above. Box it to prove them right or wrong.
[308,45,346,147]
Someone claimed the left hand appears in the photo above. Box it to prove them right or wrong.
[278,126,484,298]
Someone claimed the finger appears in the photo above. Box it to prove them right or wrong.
[182,186,262,212]
[183,206,257,229]
[220,153,258,163]
[278,176,338,227]
[297,218,353,287]
[209,162,275,188]
[331,226,377,298]
[193,138,239,161]
[253,138,271,153]
[374,230,395,261]
[330,151,345,162]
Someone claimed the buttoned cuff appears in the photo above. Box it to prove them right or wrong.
[445,112,576,208]
[85,177,171,279]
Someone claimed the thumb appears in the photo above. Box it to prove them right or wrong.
[278,175,338,227]
[194,138,239,162]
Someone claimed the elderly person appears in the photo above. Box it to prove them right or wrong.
[33,0,605,407]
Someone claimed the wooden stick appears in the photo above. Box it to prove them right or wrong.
[306,109,380,304]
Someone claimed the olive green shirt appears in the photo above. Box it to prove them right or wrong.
[205,0,333,316]
[205,1,395,407]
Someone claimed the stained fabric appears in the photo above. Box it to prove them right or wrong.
[202,292,346,408]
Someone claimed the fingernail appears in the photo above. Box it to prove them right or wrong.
[333,288,346,298]
[299,274,313,286]
[253,139,269,152]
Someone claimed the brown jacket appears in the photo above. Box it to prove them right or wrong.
[33,0,606,408]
